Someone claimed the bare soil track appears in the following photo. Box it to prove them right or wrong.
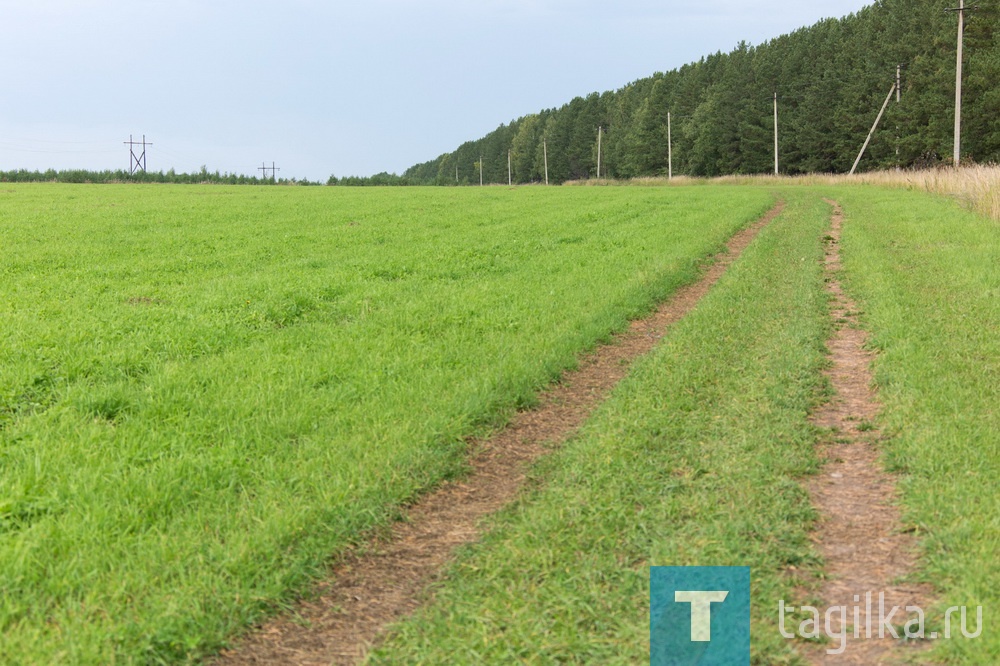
[802,200,934,665]
[213,202,785,665]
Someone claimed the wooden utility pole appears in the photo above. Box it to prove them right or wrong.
[667,112,673,180]
[946,0,976,166]
[508,150,512,186]
[953,0,965,165]
[479,156,483,186]
[543,139,549,185]
[596,126,603,179]
[773,93,779,175]
[896,64,902,168]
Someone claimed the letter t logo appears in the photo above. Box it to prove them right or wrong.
[674,591,729,641]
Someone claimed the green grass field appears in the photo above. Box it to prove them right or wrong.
[1,183,995,664]
[368,186,998,665]
[0,183,773,663]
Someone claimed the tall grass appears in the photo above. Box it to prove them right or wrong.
[851,165,1000,221]
[585,165,1000,222]
[695,166,1000,221]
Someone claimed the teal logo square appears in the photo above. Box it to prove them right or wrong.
[650,566,750,665]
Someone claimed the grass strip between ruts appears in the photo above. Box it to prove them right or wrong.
[367,191,833,664]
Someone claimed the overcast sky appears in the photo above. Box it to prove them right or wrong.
[0,1,873,181]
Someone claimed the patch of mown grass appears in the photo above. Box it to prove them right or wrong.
[367,192,832,664]
[834,187,998,663]
[0,184,774,663]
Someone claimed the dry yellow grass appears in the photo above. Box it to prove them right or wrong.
[852,166,1000,221]
[569,166,1000,221]
[710,166,1000,221]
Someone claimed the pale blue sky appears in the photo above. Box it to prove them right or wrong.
[0,1,873,181]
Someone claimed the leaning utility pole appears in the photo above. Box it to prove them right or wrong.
[946,0,976,166]
[850,80,897,175]
[124,134,152,174]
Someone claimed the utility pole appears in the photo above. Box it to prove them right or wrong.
[667,111,673,181]
[946,0,976,166]
[543,139,549,185]
[124,134,152,175]
[896,64,902,168]
[773,93,779,175]
[508,149,512,186]
[479,156,483,186]
[258,162,280,182]
[596,126,603,179]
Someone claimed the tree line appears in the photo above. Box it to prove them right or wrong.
[0,167,325,186]
[405,0,999,184]
[0,168,419,187]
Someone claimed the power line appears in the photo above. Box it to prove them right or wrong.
[0,144,118,155]
[0,137,112,145]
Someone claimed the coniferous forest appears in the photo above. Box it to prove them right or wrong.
[405,0,1000,184]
